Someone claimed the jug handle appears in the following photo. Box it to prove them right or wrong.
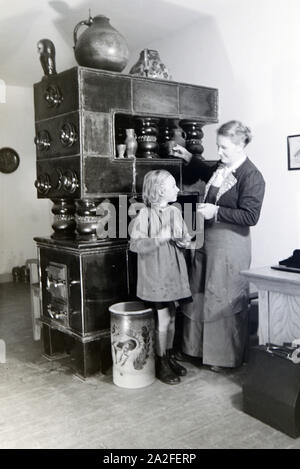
[73,16,94,49]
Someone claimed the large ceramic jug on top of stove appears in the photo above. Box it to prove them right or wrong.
[73,14,129,72]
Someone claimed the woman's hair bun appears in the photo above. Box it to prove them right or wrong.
[217,120,252,146]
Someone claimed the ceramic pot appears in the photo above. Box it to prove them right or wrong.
[73,14,129,72]
[110,301,155,389]
[129,49,172,80]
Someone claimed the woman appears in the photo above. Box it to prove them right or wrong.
[172,120,265,371]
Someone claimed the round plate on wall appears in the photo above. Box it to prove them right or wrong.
[0,147,20,173]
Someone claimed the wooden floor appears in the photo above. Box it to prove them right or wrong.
[0,282,299,449]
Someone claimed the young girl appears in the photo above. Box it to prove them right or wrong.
[129,170,192,385]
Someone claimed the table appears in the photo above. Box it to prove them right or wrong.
[241,266,300,345]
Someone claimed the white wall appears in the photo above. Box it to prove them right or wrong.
[0,85,52,279]
[146,0,300,267]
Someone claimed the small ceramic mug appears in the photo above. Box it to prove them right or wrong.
[117,144,126,158]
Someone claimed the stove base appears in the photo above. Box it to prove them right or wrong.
[41,322,112,379]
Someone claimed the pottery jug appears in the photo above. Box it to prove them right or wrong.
[129,49,172,80]
[73,14,129,72]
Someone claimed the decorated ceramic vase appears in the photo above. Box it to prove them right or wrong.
[125,129,138,158]
[129,49,172,80]
[109,301,155,389]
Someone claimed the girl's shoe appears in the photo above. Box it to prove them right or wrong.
[166,349,187,376]
[156,356,180,385]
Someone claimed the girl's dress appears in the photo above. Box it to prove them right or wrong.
[130,205,191,303]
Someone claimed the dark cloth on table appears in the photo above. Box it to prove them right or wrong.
[279,250,300,268]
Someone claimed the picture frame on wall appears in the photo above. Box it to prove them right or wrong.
[287,134,300,170]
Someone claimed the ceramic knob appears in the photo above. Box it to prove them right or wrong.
[54,168,63,191]
[34,130,51,151]
[44,85,63,108]
[34,174,51,194]
[62,170,79,193]
[60,123,77,147]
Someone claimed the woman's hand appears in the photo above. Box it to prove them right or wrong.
[197,203,218,220]
[172,145,192,164]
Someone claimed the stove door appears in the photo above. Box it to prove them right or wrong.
[45,262,69,327]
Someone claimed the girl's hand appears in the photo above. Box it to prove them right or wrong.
[197,203,218,220]
[157,225,172,243]
[175,238,192,249]
[172,145,192,164]
[174,232,192,249]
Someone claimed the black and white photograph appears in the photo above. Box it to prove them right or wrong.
[0,0,300,453]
